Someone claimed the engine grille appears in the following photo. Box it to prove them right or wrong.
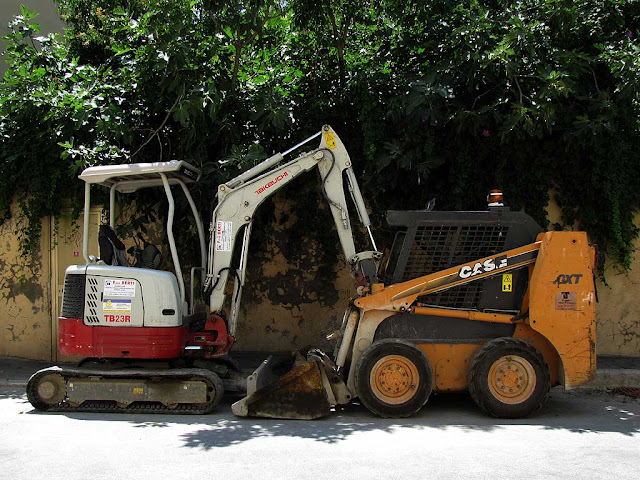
[385,208,542,313]
[85,277,100,324]
[61,274,86,318]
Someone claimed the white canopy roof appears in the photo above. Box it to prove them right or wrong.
[79,160,201,192]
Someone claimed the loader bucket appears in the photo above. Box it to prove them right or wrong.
[232,357,331,420]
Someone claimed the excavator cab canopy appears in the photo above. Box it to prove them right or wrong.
[79,160,200,192]
[79,160,206,314]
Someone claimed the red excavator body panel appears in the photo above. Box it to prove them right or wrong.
[58,317,189,359]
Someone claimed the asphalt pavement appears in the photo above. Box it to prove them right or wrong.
[0,383,638,480]
[1,354,638,479]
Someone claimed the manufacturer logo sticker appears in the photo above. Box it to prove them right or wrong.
[458,255,508,279]
[553,274,583,285]
[254,171,288,195]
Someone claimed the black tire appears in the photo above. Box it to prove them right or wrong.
[355,339,433,418]
[467,337,550,418]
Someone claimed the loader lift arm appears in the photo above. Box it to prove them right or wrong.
[204,125,381,337]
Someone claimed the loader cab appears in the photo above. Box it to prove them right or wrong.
[382,207,543,313]
[76,160,206,318]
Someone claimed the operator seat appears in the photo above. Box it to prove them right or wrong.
[126,232,163,269]
[137,243,163,269]
[98,225,127,266]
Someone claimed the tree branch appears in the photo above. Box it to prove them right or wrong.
[131,95,181,158]
[471,84,501,110]
[588,65,601,93]
[514,76,524,105]
[327,7,346,85]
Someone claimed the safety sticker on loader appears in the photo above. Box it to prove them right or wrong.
[556,291,577,310]
[324,132,337,149]
[501,274,513,292]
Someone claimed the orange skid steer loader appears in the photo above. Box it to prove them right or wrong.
[233,228,596,419]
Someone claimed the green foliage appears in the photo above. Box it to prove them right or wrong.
[1,0,639,271]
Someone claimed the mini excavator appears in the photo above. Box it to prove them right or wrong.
[27,126,597,419]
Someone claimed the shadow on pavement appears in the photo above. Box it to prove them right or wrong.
[175,391,639,449]
[0,386,30,402]
[15,388,636,447]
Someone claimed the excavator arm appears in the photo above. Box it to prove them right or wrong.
[204,125,381,336]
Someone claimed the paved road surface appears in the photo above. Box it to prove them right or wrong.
[1,387,637,480]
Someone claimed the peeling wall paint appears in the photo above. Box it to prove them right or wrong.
[236,192,640,357]
[0,208,52,359]
[547,192,640,356]
[591,263,640,356]
[234,195,353,352]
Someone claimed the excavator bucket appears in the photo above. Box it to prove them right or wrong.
[232,355,331,420]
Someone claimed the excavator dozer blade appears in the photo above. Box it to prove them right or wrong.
[232,357,331,420]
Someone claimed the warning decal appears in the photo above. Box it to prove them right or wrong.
[324,132,337,149]
[502,273,513,292]
[556,291,578,310]
[215,221,233,252]
[104,279,136,297]
[103,299,132,313]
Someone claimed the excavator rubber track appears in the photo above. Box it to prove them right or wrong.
[27,366,224,415]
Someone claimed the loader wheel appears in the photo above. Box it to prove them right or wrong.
[468,337,550,418]
[355,339,433,418]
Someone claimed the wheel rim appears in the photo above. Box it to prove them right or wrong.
[487,355,536,404]
[369,354,420,405]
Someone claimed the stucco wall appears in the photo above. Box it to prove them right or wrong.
[235,195,640,357]
[547,191,640,356]
[0,212,52,359]
[1,193,639,360]
[596,262,640,356]
[234,196,353,352]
